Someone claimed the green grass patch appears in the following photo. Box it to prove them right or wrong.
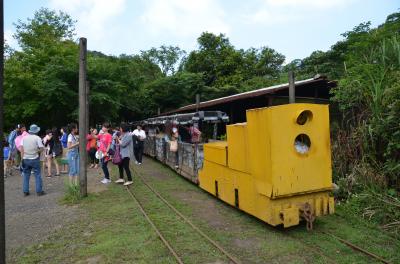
[61,183,82,205]
[10,159,400,263]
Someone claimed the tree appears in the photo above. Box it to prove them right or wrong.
[14,8,75,50]
[141,45,186,76]
[184,32,285,91]
[5,9,79,129]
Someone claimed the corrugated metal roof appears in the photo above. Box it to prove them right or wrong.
[163,75,331,115]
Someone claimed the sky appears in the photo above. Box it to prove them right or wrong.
[5,0,399,62]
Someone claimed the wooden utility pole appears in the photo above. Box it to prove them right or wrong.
[195,94,200,112]
[289,71,295,104]
[86,81,90,133]
[79,38,88,197]
[0,0,5,262]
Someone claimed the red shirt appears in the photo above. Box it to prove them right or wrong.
[98,133,112,154]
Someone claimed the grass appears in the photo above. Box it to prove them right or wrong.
[61,182,82,205]
[11,181,177,264]
[9,158,400,263]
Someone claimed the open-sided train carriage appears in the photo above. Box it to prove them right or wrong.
[141,111,229,183]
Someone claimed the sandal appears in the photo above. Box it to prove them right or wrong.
[55,173,60,176]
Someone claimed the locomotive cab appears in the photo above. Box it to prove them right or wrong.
[199,103,335,228]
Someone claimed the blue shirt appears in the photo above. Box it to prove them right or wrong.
[8,130,17,150]
[61,133,68,148]
[3,147,10,161]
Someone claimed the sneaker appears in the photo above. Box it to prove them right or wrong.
[115,178,124,184]
[24,192,30,197]
[135,161,138,165]
[123,181,133,186]
[101,178,110,184]
[37,191,46,196]
[138,162,142,165]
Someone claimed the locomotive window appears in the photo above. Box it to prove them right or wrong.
[296,110,313,125]
[294,134,311,154]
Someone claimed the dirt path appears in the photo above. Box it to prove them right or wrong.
[5,166,106,260]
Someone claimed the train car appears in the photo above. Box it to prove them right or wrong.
[142,111,229,183]
[141,104,334,228]
[198,103,334,228]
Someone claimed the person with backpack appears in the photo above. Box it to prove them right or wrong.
[8,124,21,168]
[50,128,63,176]
[114,123,133,186]
[43,129,61,177]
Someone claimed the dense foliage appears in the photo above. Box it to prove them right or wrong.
[284,11,400,235]
[4,8,286,129]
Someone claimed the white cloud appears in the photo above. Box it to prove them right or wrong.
[5,29,18,49]
[48,0,126,50]
[246,0,354,25]
[141,0,230,38]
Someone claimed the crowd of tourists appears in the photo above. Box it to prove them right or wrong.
[3,122,148,196]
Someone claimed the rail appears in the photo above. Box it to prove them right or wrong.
[130,165,241,264]
[125,186,184,264]
[126,160,393,264]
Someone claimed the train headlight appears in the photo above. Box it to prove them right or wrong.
[296,110,313,125]
[294,134,311,154]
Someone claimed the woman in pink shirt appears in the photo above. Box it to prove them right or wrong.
[98,123,112,184]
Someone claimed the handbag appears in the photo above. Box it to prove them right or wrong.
[95,150,104,160]
[112,144,122,165]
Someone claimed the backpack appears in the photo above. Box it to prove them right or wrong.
[53,141,63,157]
[112,144,122,165]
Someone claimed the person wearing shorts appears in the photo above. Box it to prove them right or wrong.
[67,123,79,186]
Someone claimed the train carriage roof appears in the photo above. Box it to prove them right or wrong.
[143,111,229,125]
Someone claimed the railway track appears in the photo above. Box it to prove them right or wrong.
[126,165,241,264]
[320,231,393,264]
[126,164,393,264]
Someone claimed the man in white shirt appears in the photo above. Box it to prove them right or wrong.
[20,124,45,196]
[132,125,146,165]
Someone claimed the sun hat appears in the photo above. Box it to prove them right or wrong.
[28,124,40,134]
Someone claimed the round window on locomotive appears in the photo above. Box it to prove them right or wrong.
[296,110,313,125]
[294,134,311,155]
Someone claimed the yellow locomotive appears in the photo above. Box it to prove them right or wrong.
[198,103,334,228]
